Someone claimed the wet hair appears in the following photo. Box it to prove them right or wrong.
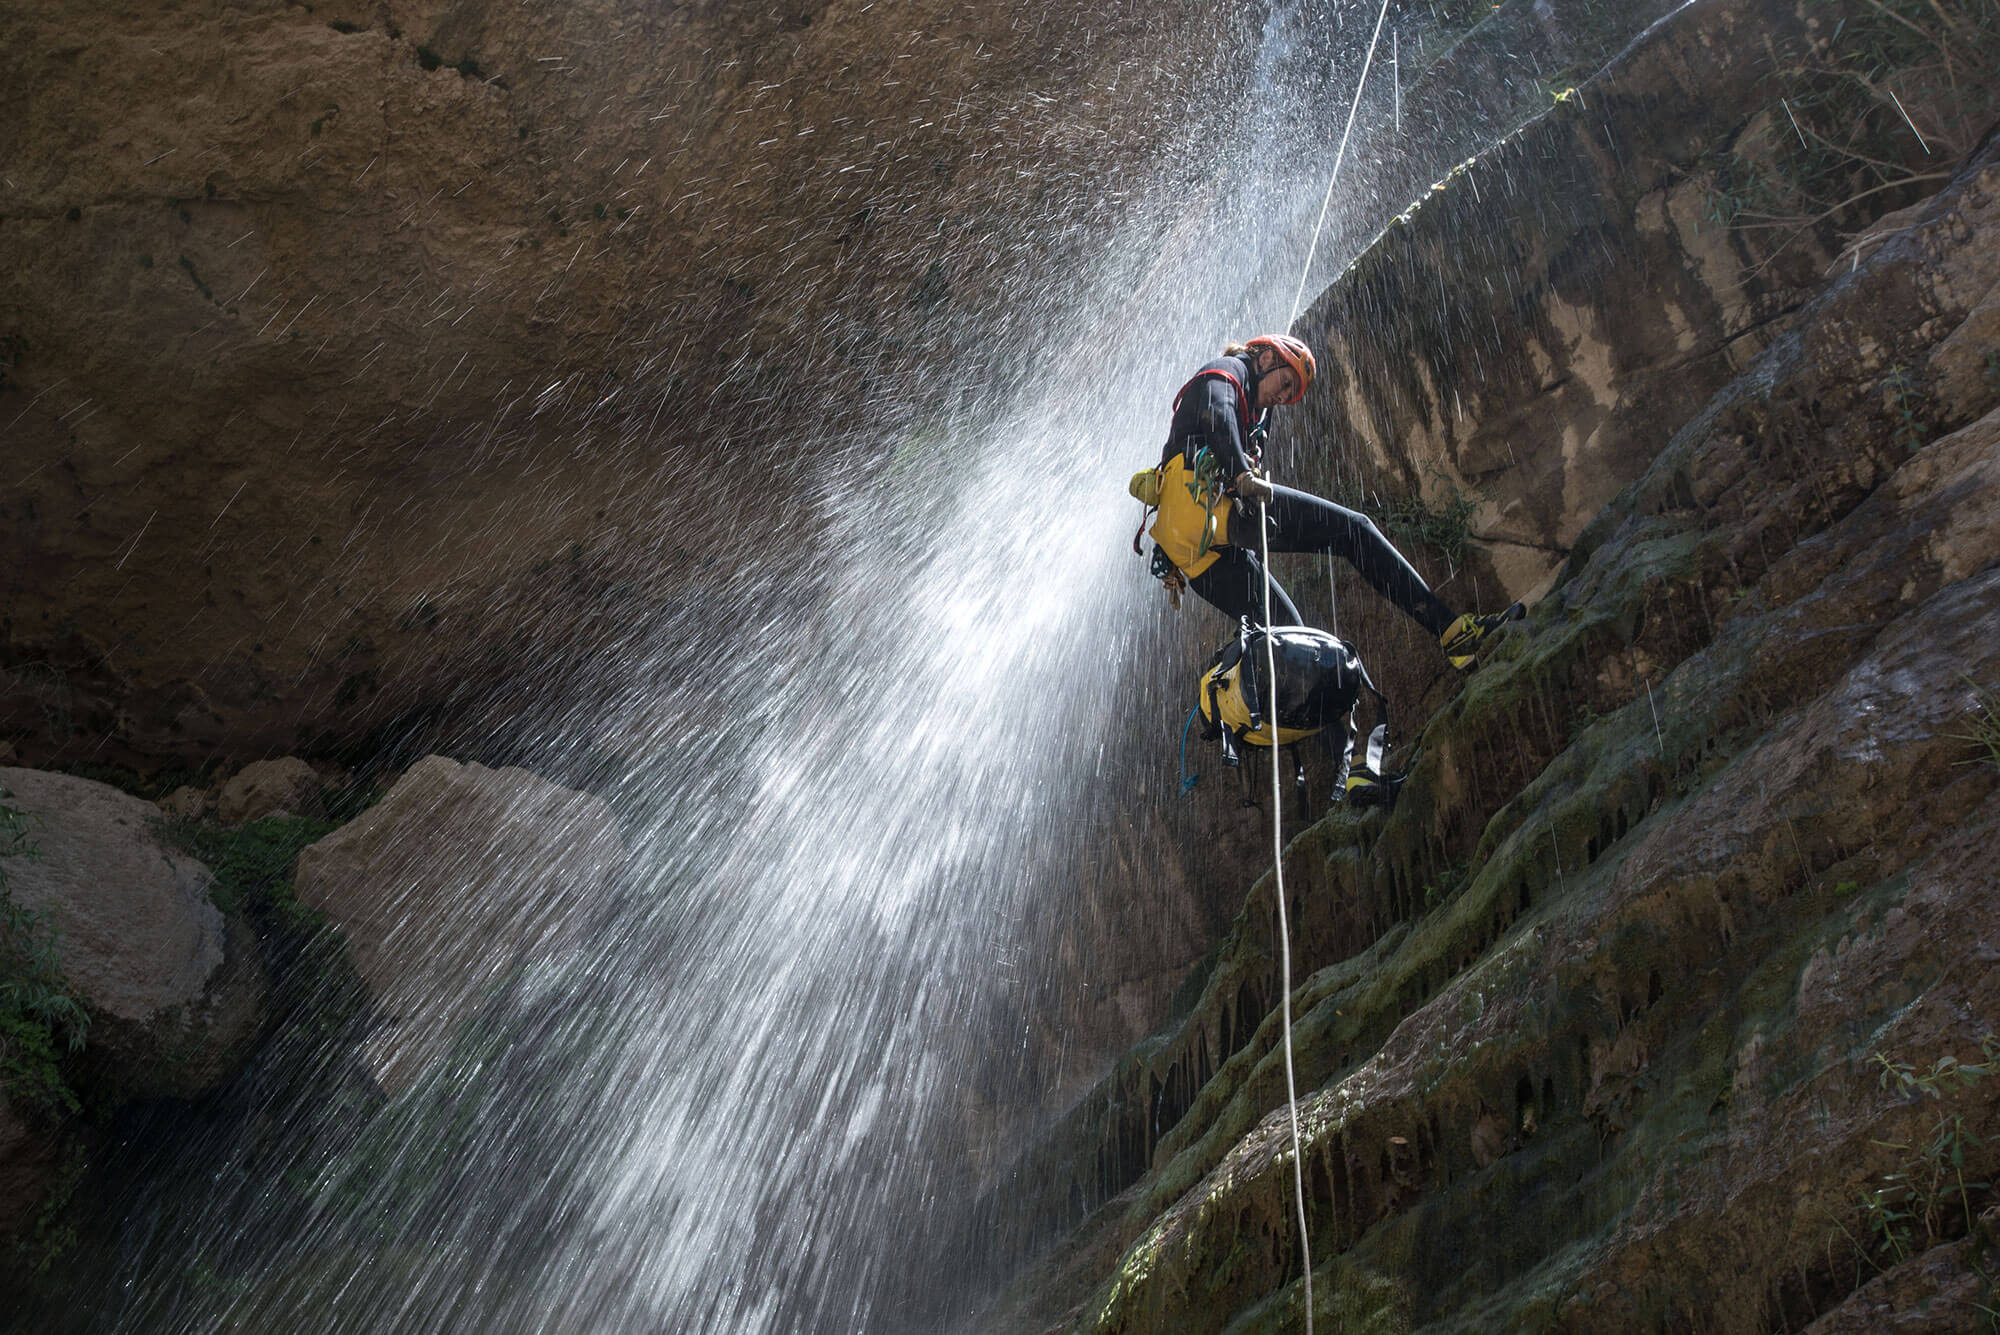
[1223,341,1251,357]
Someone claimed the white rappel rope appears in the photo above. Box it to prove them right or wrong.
[1287,0,1395,329]
[1258,501,1317,1333]
[1263,2,1395,1329]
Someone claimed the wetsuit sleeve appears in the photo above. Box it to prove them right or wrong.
[1167,367,1253,484]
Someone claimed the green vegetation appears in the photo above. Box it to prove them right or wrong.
[0,788,89,1122]
[16,1140,86,1274]
[159,814,339,924]
[156,813,371,1163]
[1951,676,2000,774]
[1885,364,1930,453]
[1859,1036,1999,1265]
[1703,0,2000,262]
[1376,467,1482,569]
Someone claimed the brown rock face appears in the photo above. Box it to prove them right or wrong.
[0,0,1252,765]
[0,767,269,1098]
[966,5,2000,1329]
[1288,0,1990,609]
[213,755,321,824]
[293,753,625,1092]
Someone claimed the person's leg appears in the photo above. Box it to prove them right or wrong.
[1262,486,1456,637]
[1187,547,1307,628]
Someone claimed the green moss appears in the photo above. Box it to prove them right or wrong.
[157,814,338,921]
[0,788,89,1123]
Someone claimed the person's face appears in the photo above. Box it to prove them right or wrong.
[1254,349,1302,407]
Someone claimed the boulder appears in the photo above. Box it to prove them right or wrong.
[214,757,321,825]
[156,785,210,820]
[0,768,268,1100]
[293,756,626,1094]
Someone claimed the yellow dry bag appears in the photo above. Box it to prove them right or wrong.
[1139,449,1230,578]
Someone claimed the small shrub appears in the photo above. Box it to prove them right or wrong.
[1860,1036,2000,1264]
[328,19,361,34]
[1884,364,1930,453]
[15,1139,85,1273]
[1707,0,2000,268]
[158,815,338,922]
[1379,466,1483,569]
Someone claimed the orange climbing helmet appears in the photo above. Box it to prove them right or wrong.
[1243,333,1316,405]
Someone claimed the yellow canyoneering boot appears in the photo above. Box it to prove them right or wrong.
[1439,602,1527,671]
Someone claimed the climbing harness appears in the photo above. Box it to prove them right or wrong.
[1130,367,1260,590]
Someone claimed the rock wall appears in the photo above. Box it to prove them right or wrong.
[0,0,1256,764]
[971,6,2000,1329]
[1285,0,1982,607]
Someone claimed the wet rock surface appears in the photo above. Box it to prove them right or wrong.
[0,0,1255,764]
[293,754,625,1093]
[213,755,322,825]
[0,767,269,1101]
[972,29,2000,1335]
[1287,0,1984,620]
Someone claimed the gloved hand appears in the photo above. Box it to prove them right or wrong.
[1234,470,1275,504]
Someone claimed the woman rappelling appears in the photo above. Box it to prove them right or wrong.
[1131,332,1523,668]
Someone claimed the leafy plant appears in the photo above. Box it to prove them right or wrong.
[15,1140,86,1274]
[157,814,339,923]
[1884,363,1930,453]
[1860,1035,1999,1264]
[1379,466,1483,569]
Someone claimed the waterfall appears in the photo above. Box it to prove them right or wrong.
[41,4,1569,1330]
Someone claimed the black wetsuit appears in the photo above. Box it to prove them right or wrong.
[1161,355,1455,637]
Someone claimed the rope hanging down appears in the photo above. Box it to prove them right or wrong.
[1265,2,1394,1328]
[1287,0,1395,329]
